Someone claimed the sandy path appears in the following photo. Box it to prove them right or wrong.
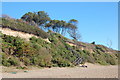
[2,63,118,78]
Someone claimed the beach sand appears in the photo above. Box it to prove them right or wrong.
[2,63,118,78]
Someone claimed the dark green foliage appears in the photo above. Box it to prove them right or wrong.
[30,52,52,67]
[21,11,51,26]
[86,56,95,64]
[20,11,81,40]
[1,53,11,67]
[90,52,118,65]
[51,56,72,67]
[20,57,31,66]
[7,56,20,66]
[1,34,34,57]
[1,53,20,66]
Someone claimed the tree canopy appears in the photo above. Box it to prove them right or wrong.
[21,11,81,41]
[21,11,51,27]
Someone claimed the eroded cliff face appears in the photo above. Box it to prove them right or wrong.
[0,27,51,43]
[0,27,38,40]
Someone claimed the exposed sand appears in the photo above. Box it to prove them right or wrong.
[0,27,51,43]
[2,63,118,78]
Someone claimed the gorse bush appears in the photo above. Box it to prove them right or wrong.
[1,53,20,66]
[1,53,11,67]
[20,57,31,66]
[7,56,20,66]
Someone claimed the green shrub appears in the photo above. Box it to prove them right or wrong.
[1,53,10,66]
[48,36,58,44]
[30,47,52,67]
[31,43,41,50]
[20,57,31,66]
[58,60,71,67]
[105,57,117,65]
[31,57,40,65]
[7,57,20,66]
[52,64,58,67]
[1,53,20,66]
[16,66,27,69]
[2,60,11,67]
[29,37,38,43]
[97,60,108,65]
[86,56,95,64]
[52,56,72,67]
[109,59,117,65]
[96,45,106,52]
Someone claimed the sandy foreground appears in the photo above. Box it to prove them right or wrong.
[1,63,118,78]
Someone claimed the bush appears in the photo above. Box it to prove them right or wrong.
[7,57,20,66]
[31,57,40,65]
[97,60,108,65]
[31,55,52,67]
[105,56,117,65]
[86,56,95,64]
[1,53,10,67]
[30,47,52,67]
[58,60,71,67]
[52,56,72,67]
[52,64,58,67]
[2,60,11,67]
[48,36,57,44]
[20,57,31,66]
[109,58,117,65]
[1,53,20,66]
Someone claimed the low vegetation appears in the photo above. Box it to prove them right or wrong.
[0,32,118,68]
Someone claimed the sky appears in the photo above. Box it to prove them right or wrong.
[1,0,120,2]
[2,2,118,50]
